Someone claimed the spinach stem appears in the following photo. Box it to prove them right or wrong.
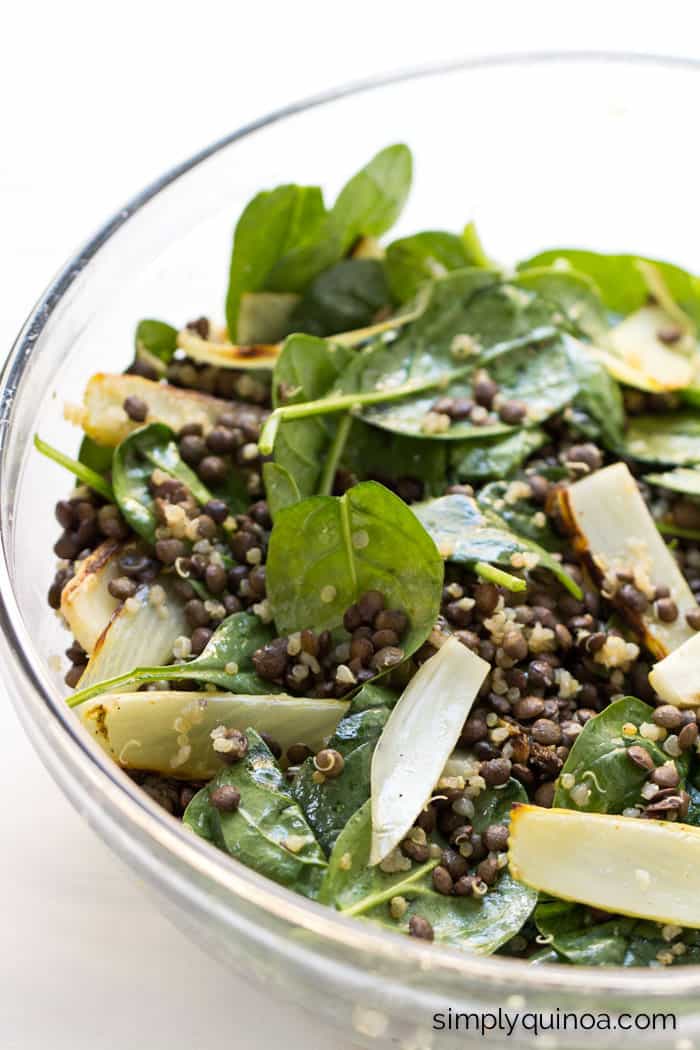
[258,367,473,455]
[318,412,353,497]
[657,521,700,542]
[34,434,114,501]
[341,859,439,917]
[473,561,527,592]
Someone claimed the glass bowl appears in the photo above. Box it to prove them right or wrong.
[4,53,700,1050]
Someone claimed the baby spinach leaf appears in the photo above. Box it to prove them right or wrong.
[512,267,609,340]
[341,419,450,497]
[518,248,700,324]
[34,435,114,502]
[645,466,700,498]
[449,429,547,482]
[320,782,536,955]
[554,696,689,813]
[135,319,178,364]
[67,612,277,707]
[623,414,700,466]
[385,228,489,304]
[412,494,581,597]
[476,481,566,552]
[336,270,575,440]
[265,145,412,295]
[185,729,327,899]
[265,480,443,652]
[226,184,326,338]
[329,143,413,254]
[534,899,700,967]
[292,683,397,853]
[288,259,390,337]
[564,338,625,450]
[262,462,301,519]
[271,334,353,500]
[78,435,114,475]
[112,423,211,542]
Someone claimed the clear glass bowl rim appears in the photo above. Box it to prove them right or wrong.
[5,49,700,1002]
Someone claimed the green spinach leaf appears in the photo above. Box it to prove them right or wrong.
[319,782,536,954]
[226,184,326,338]
[449,429,547,482]
[535,899,700,967]
[78,435,114,475]
[271,334,353,499]
[518,248,700,324]
[265,481,443,651]
[513,267,609,340]
[340,419,450,497]
[112,423,212,542]
[185,729,327,898]
[554,696,689,813]
[34,435,114,502]
[476,481,565,551]
[564,338,625,449]
[67,612,277,707]
[265,145,412,295]
[412,493,581,597]
[289,259,390,337]
[385,228,490,304]
[336,271,575,440]
[623,414,700,466]
[292,683,397,853]
[645,466,700,498]
[135,319,179,364]
[262,462,302,519]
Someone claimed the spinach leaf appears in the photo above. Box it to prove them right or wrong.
[34,435,114,502]
[319,782,536,955]
[271,334,353,499]
[623,414,700,466]
[412,493,581,597]
[185,729,327,899]
[645,466,700,498]
[554,696,689,813]
[336,271,576,440]
[385,228,489,304]
[289,259,390,337]
[535,899,700,967]
[265,481,443,651]
[112,423,212,542]
[78,435,114,475]
[226,184,326,338]
[513,267,609,340]
[564,338,625,449]
[265,145,412,295]
[292,683,397,853]
[135,319,178,364]
[476,481,566,551]
[67,611,277,707]
[518,248,700,324]
[449,429,547,482]
[262,462,301,519]
[341,419,450,497]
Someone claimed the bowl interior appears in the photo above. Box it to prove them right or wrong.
[5,53,700,1045]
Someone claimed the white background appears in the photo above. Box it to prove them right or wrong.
[2,3,700,1048]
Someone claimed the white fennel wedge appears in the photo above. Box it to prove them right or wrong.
[556,462,696,658]
[60,540,123,654]
[509,805,700,929]
[369,636,489,866]
[649,632,700,708]
[78,691,349,778]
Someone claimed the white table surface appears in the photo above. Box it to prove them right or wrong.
[2,4,699,1047]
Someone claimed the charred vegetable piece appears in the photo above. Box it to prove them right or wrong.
[509,805,700,930]
[554,462,696,657]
